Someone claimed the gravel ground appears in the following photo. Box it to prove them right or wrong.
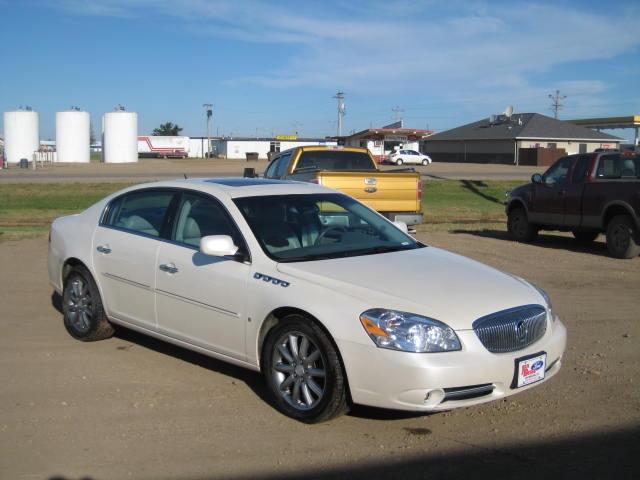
[0,230,638,480]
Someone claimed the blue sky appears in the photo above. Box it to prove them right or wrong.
[1,0,639,140]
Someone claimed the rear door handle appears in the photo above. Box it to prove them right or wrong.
[96,245,111,254]
[159,263,178,274]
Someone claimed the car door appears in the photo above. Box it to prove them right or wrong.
[93,188,176,331]
[562,155,591,227]
[155,190,251,360]
[529,156,575,226]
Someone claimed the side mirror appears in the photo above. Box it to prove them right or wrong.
[200,235,239,257]
[531,173,543,184]
[393,221,409,234]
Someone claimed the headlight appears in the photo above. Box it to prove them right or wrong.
[531,284,554,321]
[360,309,461,353]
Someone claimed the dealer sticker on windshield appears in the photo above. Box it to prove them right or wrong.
[514,352,546,388]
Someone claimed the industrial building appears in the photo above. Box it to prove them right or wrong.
[337,121,433,162]
[212,136,336,160]
[423,113,622,165]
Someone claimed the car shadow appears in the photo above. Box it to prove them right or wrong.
[450,228,613,258]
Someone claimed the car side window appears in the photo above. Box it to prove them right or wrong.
[104,190,174,238]
[543,157,573,186]
[264,157,280,178]
[571,156,590,184]
[274,153,291,178]
[596,154,638,179]
[172,192,244,249]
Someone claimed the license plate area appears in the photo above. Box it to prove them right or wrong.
[511,351,546,389]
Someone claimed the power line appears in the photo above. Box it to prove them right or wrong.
[548,90,567,119]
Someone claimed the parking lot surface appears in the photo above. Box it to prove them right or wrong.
[1,230,638,479]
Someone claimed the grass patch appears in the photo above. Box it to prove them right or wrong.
[0,179,522,241]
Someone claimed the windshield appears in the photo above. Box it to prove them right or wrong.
[295,151,376,171]
[233,193,422,262]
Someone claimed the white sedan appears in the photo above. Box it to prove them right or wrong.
[389,149,432,166]
[48,178,566,423]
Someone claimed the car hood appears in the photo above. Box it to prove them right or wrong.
[277,246,544,331]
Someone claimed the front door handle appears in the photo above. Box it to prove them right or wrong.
[159,263,178,274]
[96,245,111,254]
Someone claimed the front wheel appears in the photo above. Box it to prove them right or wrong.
[507,207,538,242]
[421,159,429,166]
[262,315,348,423]
[606,215,640,259]
[62,265,114,341]
[395,158,403,165]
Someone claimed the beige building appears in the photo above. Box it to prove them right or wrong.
[423,113,622,165]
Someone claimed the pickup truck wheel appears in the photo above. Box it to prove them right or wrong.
[507,207,538,242]
[62,266,114,341]
[606,215,640,259]
[395,159,403,165]
[263,315,349,423]
[572,231,599,243]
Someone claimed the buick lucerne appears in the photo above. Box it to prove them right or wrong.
[48,178,567,423]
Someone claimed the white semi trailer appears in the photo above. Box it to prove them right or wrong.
[138,135,189,158]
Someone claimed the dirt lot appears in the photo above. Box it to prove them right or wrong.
[1,229,638,480]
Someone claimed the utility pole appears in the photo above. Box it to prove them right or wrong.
[203,103,213,158]
[391,106,404,122]
[333,92,345,136]
[548,90,566,119]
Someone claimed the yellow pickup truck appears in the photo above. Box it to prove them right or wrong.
[263,146,423,226]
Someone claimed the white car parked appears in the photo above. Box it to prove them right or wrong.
[389,149,432,166]
[48,178,566,423]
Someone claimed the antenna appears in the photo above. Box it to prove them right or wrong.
[548,90,566,119]
[504,105,513,118]
[333,92,345,136]
[391,106,404,122]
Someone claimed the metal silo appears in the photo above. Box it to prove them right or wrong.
[56,109,90,163]
[102,108,138,163]
[3,108,39,164]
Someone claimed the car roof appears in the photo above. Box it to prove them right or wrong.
[119,177,336,199]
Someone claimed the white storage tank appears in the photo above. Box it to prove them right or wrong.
[3,109,39,164]
[102,110,138,163]
[56,110,90,163]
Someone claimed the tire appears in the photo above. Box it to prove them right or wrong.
[606,215,640,259]
[262,314,348,423]
[507,207,538,242]
[422,159,429,166]
[62,265,114,341]
[572,230,599,243]
[396,159,403,166]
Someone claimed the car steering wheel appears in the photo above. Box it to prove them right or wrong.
[314,226,347,246]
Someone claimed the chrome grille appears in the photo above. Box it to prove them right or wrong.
[473,305,547,353]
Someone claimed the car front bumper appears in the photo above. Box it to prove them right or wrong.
[337,316,567,411]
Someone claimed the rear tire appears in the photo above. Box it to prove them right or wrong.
[262,314,349,423]
[507,207,538,242]
[606,215,640,259]
[62,265,114,341]
[572,231,599,243]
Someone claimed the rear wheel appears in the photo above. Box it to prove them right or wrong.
[62,265,114,341]
[262,315,348,423]
[572,230,599,243]
[507,207,538,242]
[606,215,640,259]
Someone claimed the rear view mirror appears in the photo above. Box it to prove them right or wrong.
[393,221,409,234]
[200,235,239,257]
[531,173,543,184]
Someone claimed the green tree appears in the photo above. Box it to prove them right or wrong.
[152,122,183,136]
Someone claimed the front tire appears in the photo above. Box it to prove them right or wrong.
[606,215,640,259]
[62,265,114,341]
[507,206,538,242]
[262,315,348,423]
[395,158,403,166]
[422,159,429,166]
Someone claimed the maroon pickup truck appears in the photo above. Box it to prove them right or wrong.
[506,151,640,259]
